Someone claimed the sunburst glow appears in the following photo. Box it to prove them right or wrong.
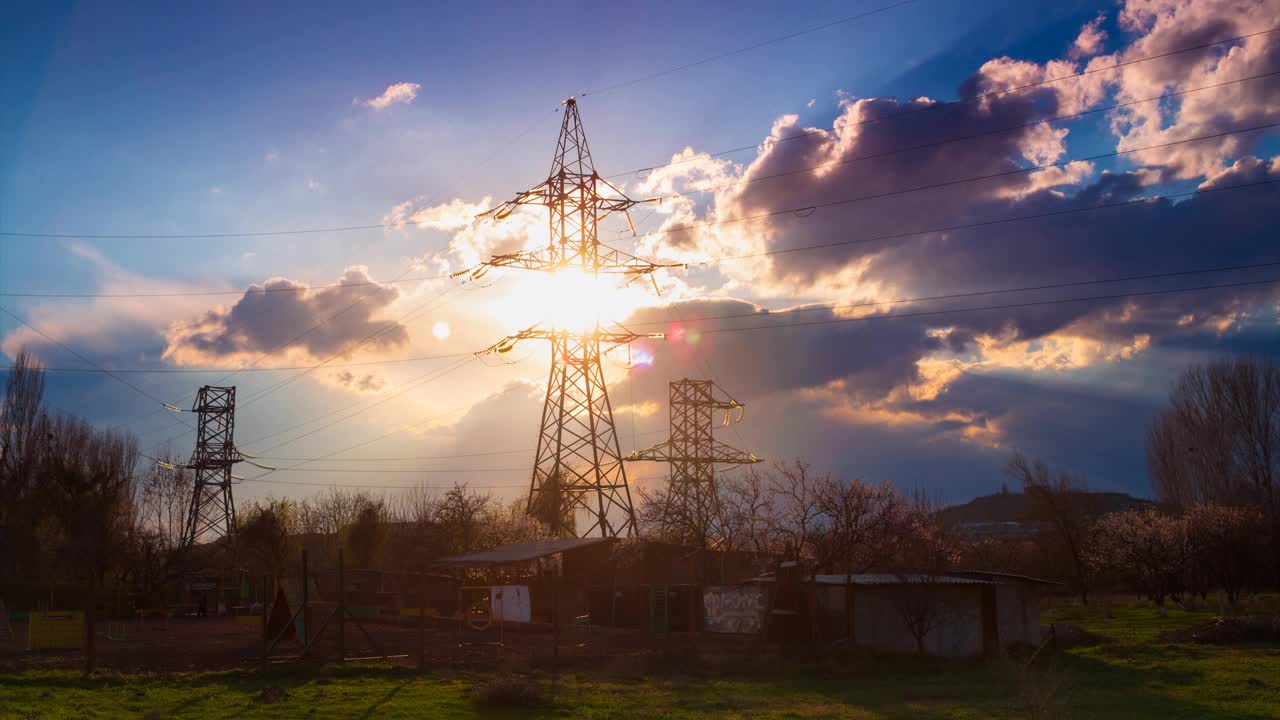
[505,267,651,332]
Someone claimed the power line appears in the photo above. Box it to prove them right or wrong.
[252,466,532,474]
[242,355,480,454]
[579,0,917,97]
[0,305,196,433]
[15,350,473,374]
[634,122,1280,241]
[128,263,433,441]
[237,282,459,408]
[7,66,1264,318]
[607,26,1280,179]
[631,259,1280,329]
[237,475,667,492]
[714,178,1279,262]
[251,429,671,464]
[3,26,1267,245]
[694,276,1280,337]
[5,66,1274,305]
[8,179,1276,379]
[0,272,452,300]
[652,70,1280,200]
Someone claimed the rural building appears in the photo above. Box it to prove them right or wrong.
[739,568,1054,657]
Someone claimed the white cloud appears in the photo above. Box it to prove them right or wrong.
[355,82,421,110]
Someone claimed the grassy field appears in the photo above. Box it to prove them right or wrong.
[1,602,1278,719]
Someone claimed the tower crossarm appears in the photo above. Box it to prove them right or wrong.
[626,439,761,465]
[456,242,679,280]
[480,324,665,356]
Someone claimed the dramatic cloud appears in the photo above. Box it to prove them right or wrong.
[613,0,1280,459]
[355,81,421,110]
[331,0,1279,487]
[163,267,409,366]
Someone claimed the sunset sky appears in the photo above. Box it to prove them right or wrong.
[2,0,1278,505]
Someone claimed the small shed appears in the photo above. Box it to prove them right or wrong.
[814,574,997,657]
[952,570,1062,649]
[436,537,618,623]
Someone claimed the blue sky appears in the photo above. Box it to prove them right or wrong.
[2,0,1278,506]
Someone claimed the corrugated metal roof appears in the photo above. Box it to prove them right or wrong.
[434,537,616,566]
[952,570,1065,586]
[815,574,996,586]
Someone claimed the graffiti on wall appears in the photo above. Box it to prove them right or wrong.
[703,585,764,634]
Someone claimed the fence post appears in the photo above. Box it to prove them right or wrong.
[301,549,309,660]
[552,564,561,697]
[261,574,269,671]
[337,547,346,663]
[417,572,426,673]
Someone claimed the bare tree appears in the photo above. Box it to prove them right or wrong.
[0,349,47,578]
[1007,451,1095,604]
[766,460,829,562]
[721,469,772,555]
[435,483,493,554]
[637,476,726,550]
[890,510,960,656]
[1148,357,1280,517]
[814,478,911,574]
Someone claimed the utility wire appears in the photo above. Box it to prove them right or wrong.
[0,305,197,435]
[9,179,1277,378]
[237,282,459,408]
[4,65,1275,305]
[650,70,1280,200]
[631,259,1280,329]
[253,427,670,464]
[635,122,1280,241]
[693,277,1280,337]
[579,0,917,97]
[0,271,453,299]
[20,350,473,374]
[128,263,431,442]
[237,475,667,492]
[608,26,1280,179]
[713,178,1278,262]
[242,355,480,454]
[3,25,1269,244]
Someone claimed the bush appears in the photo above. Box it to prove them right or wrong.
[472,674,546,708]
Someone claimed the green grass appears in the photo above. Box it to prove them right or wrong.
[2,603,1278,719]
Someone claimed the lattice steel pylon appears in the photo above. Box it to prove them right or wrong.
[179,385,244,557]
[626,379,761,486]
[468,98,678,538]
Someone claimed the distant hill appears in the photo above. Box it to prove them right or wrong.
[937,490,1154,529]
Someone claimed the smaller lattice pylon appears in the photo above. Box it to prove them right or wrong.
[626,378,761,486]
[179,386,244,558]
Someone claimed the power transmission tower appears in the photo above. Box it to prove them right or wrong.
[470,98,677,538]
[179,385,244,557]
[627,378,761,485]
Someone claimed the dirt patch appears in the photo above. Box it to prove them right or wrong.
[1160,618,1280,644]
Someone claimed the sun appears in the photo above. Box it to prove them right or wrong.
[503,267,650,333]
